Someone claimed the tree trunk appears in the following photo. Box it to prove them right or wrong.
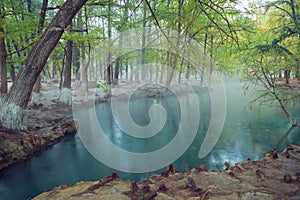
[125,60,128,80]
[63,40,73,89]
[59,57,65,89]
[38,0,48,34]
[201,33,208,85]
[99,59,103,79]
[81,7,89,91]
[141,0,147,81]
[210,35,214,75]
[276,95,297,127]
[284,69,290,84]
[0,3,7,93]
[106,58,112,84]
[106,0,112,85]
[32,0,49,99]
[10,65,15,82]
[114,58,120,83]
[82,43,90,92]
[0,0,87,129]
[0,25,7,94]
[6,40,16,83]
[74,45,81,84]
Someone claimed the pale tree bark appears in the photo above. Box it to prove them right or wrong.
[74,46,81,84]
[82,43,90,93]
[74,11,82,86]
[59,39,73,105]
[81,7,89,92]
[0,0,87,129]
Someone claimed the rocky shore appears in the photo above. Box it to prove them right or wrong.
[0,99,76,170]
[33,144,300,200]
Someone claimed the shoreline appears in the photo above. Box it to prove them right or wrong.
[0,82,207,171]
[1,80,299,171]
[0,100,76,171]
[33,144,300,199]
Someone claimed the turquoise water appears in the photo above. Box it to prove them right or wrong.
[0,80,299,200]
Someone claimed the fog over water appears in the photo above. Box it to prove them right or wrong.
[0,80,299,200]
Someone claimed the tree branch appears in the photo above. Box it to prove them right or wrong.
[7,42,34,56]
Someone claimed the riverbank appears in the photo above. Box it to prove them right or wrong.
[0,100,76,170]
[33,144,300,199]
[0,79,298,170]
[0,80,205,171]
[0,78,299,170]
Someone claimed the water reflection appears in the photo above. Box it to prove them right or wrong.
[0,81,299,200]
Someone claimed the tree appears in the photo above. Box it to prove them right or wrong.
[0,21,7,94]
[32,0,49,104]
[256,0,300,83]
[238,0,299,127]
[0,1,7,94]
[0,0,87,130]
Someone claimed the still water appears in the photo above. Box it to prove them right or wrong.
[0,80,300,200]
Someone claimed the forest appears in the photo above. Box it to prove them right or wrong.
[0,0,298,129]
[0,0,300,199]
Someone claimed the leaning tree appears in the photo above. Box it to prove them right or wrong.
[0,0,87,130]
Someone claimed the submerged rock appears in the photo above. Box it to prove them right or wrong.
[33,145,300,200]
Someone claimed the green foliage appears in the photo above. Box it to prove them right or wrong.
[2,0,298,89]
[97,81,110,95]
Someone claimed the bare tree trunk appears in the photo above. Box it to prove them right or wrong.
[201,32,208,86]
[210,35,214,75]
[99,59,103,79]
[63,40,73,89]
[81,7,90,94]
[0,0,87,129]
[166,0,183,87]
[32,75,41,103]
[32,0,49,104]
[74,45,81,85]
[284,69,290,84]
[5,40,16,83]
[277,97,297,127]
[0,4,7,94]
[106,0,112,85]
[114,58,120,83]
[141,0,147,81]
[0,25,7,94]
[59,57,65,89]
[38,0,48,34]
[260,64,297,127]
[125,60,128,80]
[130,65,133,82]
[81,43,90,93]
[10,65,15,82]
